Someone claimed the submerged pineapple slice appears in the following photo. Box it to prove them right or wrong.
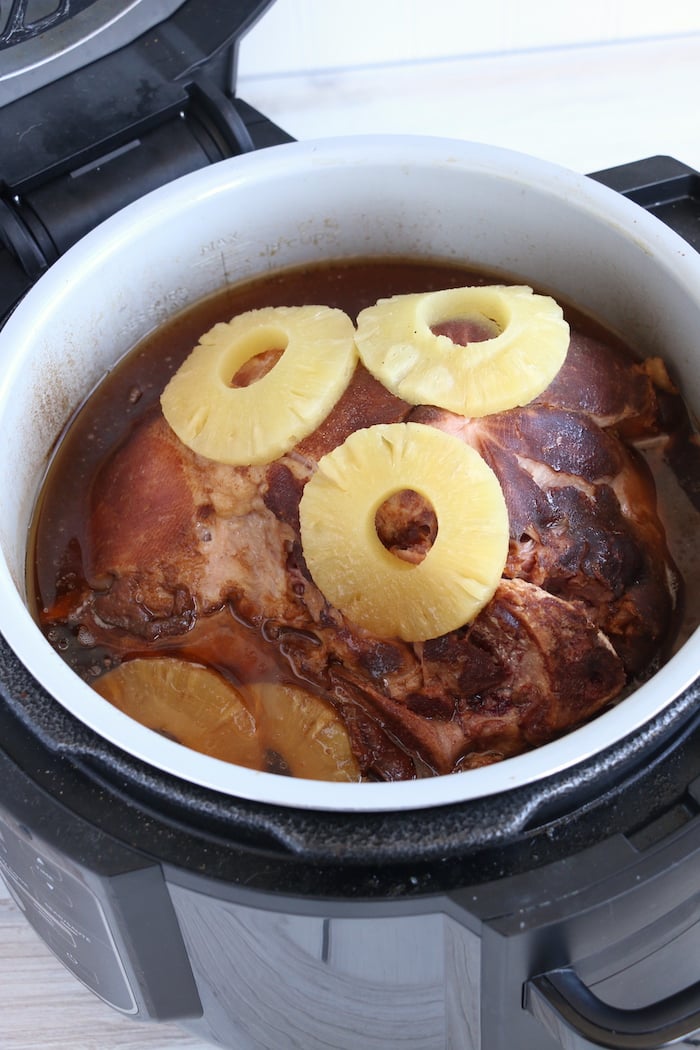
[246,681,361,781]
[94,658,360,781]
[355,284,569,417]
[299,421,509,641]
[94,658,264,768]
[161,305,358,465]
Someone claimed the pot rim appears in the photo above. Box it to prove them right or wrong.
[0,134,698,813]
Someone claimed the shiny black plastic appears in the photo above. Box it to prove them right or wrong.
[0,0,290,321]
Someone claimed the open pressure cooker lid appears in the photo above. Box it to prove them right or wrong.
[1,2,699,821]
[0,0,274,103]
[0,0,202,103]
[0,0,289,319]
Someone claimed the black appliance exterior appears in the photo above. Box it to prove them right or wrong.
[2,3,700,1046]
[3,587,700,1049]
[0,0,291,321]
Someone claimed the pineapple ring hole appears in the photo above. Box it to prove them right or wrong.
[219,324,289,388]
[374,488,438,565]
[230,347,285,388]
[420,288,510,346]
[431,314,501,346]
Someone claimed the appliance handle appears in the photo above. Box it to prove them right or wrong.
[525,966,700,1049]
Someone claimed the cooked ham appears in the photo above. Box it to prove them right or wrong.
[48,326,683,781]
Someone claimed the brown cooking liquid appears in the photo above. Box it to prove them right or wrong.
[28,258,700,781]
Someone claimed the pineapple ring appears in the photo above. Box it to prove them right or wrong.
[161,305,358,465]
[299,422,509,641]
[355,284,570,417]
[94,657,265,769]
[245,681,361,781]
[95,658,360,781]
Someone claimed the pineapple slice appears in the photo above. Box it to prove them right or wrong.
[94,657,264,768]
[355,284,569,417]
[299,421,509,641]
[246,681,361,781]
[161,305,358,465]
[95,658,360,781]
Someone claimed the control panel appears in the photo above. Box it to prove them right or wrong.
[0,794,202,1021]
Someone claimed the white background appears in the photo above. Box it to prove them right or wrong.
[237,0,700,173]
[240,0,700,72]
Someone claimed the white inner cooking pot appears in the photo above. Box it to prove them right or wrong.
[0,136,698,812]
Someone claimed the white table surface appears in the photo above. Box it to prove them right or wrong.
[1,31,699,1050]
[0,877,207,1050]
[238,33,700,175]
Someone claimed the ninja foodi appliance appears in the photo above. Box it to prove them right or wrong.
[2,3,700,1048]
